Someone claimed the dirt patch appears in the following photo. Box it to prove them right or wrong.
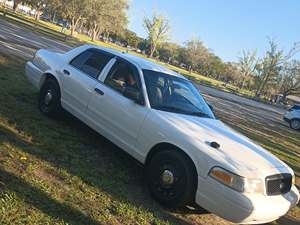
[33,167,65,187]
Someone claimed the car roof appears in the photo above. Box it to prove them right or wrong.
[87,45,187,79]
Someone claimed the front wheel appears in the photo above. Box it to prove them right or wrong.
[290,119,300,130]
[38,78,62,117]
[146,149,197,208]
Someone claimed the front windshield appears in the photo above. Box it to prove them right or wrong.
[143,70,215,119]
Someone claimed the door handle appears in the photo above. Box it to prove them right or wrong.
[94,88,104,95]
[63,69,70,75]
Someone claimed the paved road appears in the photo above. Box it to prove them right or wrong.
[0,17,298,225]
[0,18,70,59]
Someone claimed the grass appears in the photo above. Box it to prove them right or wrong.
[0,6,257,100]
[0,7,299,224]
[0,47,299,224]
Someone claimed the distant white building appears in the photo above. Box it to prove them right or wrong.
[1,0,35,15]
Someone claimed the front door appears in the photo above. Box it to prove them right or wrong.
[86,58,149,159]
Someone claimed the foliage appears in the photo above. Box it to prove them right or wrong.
[143,14,170,57]
[279,60,300,99]
[255,39,300,97]
[237,50,257,89]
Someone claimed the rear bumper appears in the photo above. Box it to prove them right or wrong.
[195,176,299,224]
[25,61,43,89]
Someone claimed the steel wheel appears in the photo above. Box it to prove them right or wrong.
[290,119,300,130]
[146,149,197,208]
[39,78,62,117]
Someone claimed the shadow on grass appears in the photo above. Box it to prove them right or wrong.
[0,168,103,225]
[0,110,204,224]
[0,48,210,225]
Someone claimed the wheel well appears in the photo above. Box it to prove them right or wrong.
[40,73,58,88]
[146,143,198,178]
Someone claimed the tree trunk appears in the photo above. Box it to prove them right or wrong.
[91,24,98,41]
[149,44,156,58]
[71,17,80,36]
[92,30,97,42]
[13,0,20,12]
[281,90,290,104]
[35,11,42,21]
[256,73,270,97]
[51,11,57,23]
[188,65,192,74]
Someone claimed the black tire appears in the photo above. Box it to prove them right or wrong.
[290,119,300,130]
[38,78,62,117]
[146,149,197,208]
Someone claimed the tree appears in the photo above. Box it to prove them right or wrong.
[27,0,48,20]
[143,14,170,57]
[13,0,22,11]
[237,50,257,89]
[279,60,300,100]
[62,0,88,36]
[255,39,300,97]
[183,38,210,73]
[157,42,180,64]
[86,0,128,41]
[123,30,142,48]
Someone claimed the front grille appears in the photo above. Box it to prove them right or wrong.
[265,173,292,196]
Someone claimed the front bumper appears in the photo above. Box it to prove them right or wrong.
[195,176,299,224]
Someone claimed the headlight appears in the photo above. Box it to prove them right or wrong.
[209,167,264,194]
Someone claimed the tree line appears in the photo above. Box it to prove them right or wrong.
[12,0,128,38]
[142,14,300,101]
[10,0,300,101]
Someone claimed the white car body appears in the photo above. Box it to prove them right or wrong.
[284,105,300,130]
[25,45,299,224]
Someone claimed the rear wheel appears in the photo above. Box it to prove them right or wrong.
[39,78,62,117]
[290,119,300,130]
[146,149,197,208]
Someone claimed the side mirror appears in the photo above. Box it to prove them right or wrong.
[123,87,143,105]
[208,104,214,112]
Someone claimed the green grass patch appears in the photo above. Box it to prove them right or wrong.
[0,51,299,224]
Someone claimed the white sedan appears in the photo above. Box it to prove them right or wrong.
[284,105,300,130]
[25,45,299,224]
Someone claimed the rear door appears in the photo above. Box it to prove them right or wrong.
[61,49,113,117]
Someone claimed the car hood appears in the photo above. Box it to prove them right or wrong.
[158,111,288,173]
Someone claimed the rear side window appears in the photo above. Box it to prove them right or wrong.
[70,49,113,79]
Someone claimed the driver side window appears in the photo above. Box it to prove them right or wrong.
[104,60,141,96]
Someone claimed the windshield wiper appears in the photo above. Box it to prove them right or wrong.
[188,111,210,118]
[156,105,188,114]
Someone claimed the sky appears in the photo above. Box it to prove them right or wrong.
[128,0,300,62]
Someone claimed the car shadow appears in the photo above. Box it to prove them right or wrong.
[0,168,103,225]
[0,110,204,225]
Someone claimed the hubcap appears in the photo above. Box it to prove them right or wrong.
[161,170,174,186]
[44,90,53,105]
[291,120,300,129]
